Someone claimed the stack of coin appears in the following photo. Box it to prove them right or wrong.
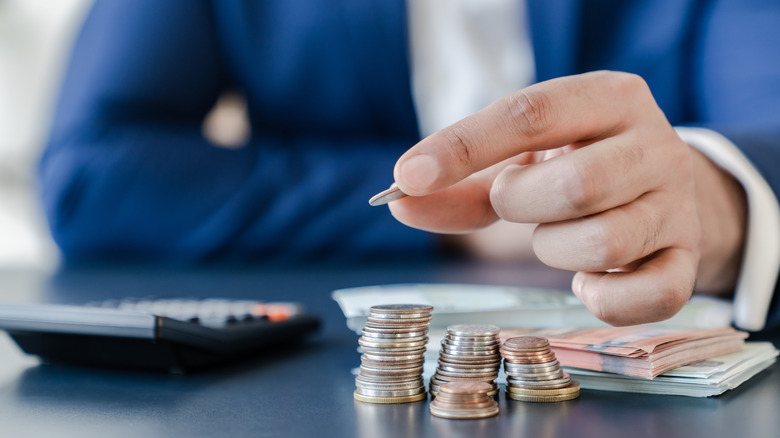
[429,381,499,419]
[429,324,501,397]
[501,336,580,402]
[354,304,434,404]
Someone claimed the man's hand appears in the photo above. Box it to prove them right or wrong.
[388,71,746,326]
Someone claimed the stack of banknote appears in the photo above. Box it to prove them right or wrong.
[562,342,778,397]
[500,327,750,378]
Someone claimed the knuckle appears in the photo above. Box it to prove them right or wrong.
[615,142,646,176]
[561,161,600,212]
[653,283,691,320]
[640,208,666,257]
[443,124,477,170]
[505,89,555,138]
[587,222,624,269]
[607,71,651,96]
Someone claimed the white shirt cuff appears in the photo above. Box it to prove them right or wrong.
[676,127,780,331]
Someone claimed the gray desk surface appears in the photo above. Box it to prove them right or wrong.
[0,261,778,438]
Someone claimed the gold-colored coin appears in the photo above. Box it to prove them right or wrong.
[507,381,580,396]
[506,391,580,402]
[353,391,427,404]
[430,404,499,419]
[438,381,493,395]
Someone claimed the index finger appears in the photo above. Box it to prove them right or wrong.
[393,71,654,196]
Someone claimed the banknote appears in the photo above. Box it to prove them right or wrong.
[565,342,778,397]
[501,327,749,378]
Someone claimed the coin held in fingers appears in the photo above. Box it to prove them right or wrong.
[368,183,408,206]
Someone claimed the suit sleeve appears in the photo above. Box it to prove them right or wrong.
[39,0,433,262]
[692,0,780,334]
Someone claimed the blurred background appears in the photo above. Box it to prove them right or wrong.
[0,1,258,274]
[0,0,93,272]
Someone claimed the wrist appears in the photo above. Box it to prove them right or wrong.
[691,148,747,295]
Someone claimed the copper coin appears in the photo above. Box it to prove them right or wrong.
[438,381,493,395]
[503,336,550,350]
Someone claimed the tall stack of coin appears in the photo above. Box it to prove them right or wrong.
[430,381,499,419]
[354,304,433,404]
[429,324,501,397]
[501,336,580,402]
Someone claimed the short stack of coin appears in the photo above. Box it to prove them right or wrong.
[354,304,434,404]
[501,336,580,402]
[430,381,499,419]
[429,324,501,397]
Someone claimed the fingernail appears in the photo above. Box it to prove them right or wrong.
[572,273,584,299]
[398,154,440,194]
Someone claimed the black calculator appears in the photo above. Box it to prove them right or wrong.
[0,298,321,373]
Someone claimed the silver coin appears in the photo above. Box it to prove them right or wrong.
[364,319,432,329]
[437,365,500,375]
[369,311,432,320]
[440,343,500,353]
[355,377,424,390]
[358,338,428,349]
[504,359,560,370]
[361,360,426,370]
[360,329,428,339]
[362,326,429,336]
[366,313,433,322]
[507,375,571,388]
[433,373,497,384]
[361,351,426,360]
[359,345,427,355]
[365,316,432,324]
[435,370,499,380]
[359,334,428,343]
[440,347,499,357]
[445,334,500,343]
[504,367,563,378]
[369,303,433,313]
[439,350,501,364]
[439,357,500,366]
[354,386,426,398]
[506,370,565,381]
[357,373,424,383]
[447,324,501,337]
[368,183,409,206]
[504,363,560,375]
[443,338,500,348]
[438,359,501,369]
[359,365,423,376]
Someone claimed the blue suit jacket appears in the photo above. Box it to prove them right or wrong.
[40,1,780,328]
